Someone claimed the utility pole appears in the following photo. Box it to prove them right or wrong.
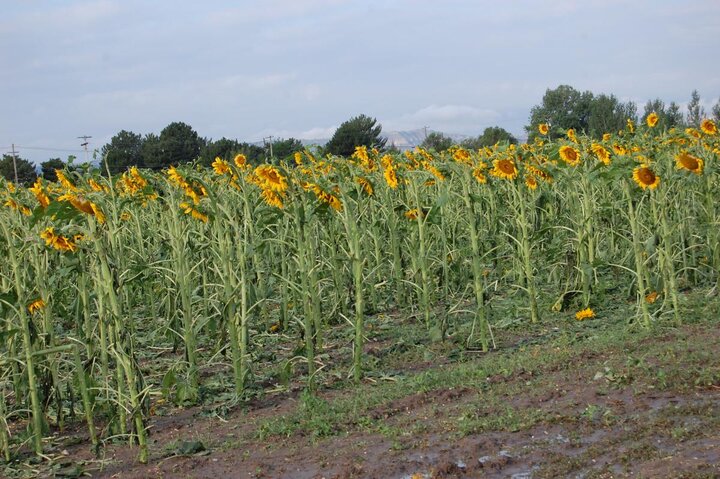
[78,135,92,163]
[422,126,429,140]
[263,136,274,160]
[10,144,19,184]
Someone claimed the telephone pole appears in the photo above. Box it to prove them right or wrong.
[78,135,92,163]
[10,144,19,184]
[263,136,274,160]
[422,126,429,140]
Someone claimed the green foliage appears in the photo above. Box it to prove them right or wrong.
[642,99,685,130]
[526,85,637,140]
[0,154,37,185]
[199,137,243,166]
[462,126,518,149]
[157,122,204,167]
[686,89,705,128]
[101,130,144,174]
[40,158,66,182]
[325,114,386,156]
[271,138,304,162]
[421,132,454,152]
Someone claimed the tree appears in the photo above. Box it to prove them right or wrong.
[141,133,163,169]
[199,137,242,166]
[40,158,66,181]
[0,154,37,185]
[325,114,386,157]
[157,122,203,167]
[587,94,637,137]
[101,130,144,174]
[713,98,720,123]
[642,99,685,130]
[686,90,706,128]
[462,126,518,149]
[421,132,454,152]
[271,138,304,162]
[526,85,594,140]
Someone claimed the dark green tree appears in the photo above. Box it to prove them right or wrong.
[642,99,685,130]
[526,85,594,140]
[199,137,242,166]
[157,122,203,166]
[271,138,304,162]
[101,130,144,174]
[325,114,386,157]
[587,94,637,137]
[713,98,720,123]
[0,154,37,185]
[463,126,518,149]
[40,158,66,181]
[686,90,705,128]
[421,132,454,152]
[141,133,163,169]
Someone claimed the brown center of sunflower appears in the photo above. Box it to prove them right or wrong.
[498,159,515,174]
[678,153,699,171]
[638,168,656,185]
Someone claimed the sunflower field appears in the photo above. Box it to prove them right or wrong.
[0,117,718,463]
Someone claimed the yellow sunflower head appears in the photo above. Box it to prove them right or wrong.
[675,152,704,175]
[538,123,549,135]
[646,112,659,128]
[254,165,288,193]
[558,145,581,166]
[491,158,518,180]
[632,165,660,190]
[700,118,718,135]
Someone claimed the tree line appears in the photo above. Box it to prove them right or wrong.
[3,87,719,184]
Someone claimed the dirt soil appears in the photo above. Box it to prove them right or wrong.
[21,322,720,478]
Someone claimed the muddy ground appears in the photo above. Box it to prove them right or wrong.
[8,316,720,479]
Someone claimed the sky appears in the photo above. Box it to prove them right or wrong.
[1,0,719,165]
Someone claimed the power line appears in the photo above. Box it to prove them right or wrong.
[9,145,86,153]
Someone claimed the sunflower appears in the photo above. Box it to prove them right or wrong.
[383,163,399,189]
[612,144,627,156]
[472,167,487,184]
[645,291,659,304]
[260,189,284,209]
[55,170,78,192]
[452,147,471,164]
[40,227,78,253]
[29,178,51,208]
[212,157,231,176]
[675,152,704,175]
[602,133,611,142]
[179,202,209,223]
[590,143,611,165]
[626,119,635,133]
[405,208,419,220]
[234,153,249,169]
[524,174,538,190]
[700,118,718,135]
[632,166,660,190]
[355,176,374,196]
[491,158,518,180]
[566,129,577,143]
[575,308,595,321]
[4,198,32,216]
[646,112,659,128]
[538,123,549,136]
[423,162,445,181]
[685,128,701,139]
[559,145,581,166]
[27,298,46,314]
[254,165,288,193]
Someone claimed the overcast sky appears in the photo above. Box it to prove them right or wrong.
[2,0,719,165]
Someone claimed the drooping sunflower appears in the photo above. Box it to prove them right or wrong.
[472,167,487,184]
[538,123,549,136]
[590,143,611,165]
[675,152,704,175]
[524,174,538,190]
[355,176,374,196]
[404,208,419,220]
[491,158,518,180]
[645,291,659,304]
[40,227,78,253]
[700,118,718,135]
[575,308,595,321]
[559,145,581,166]
[383,163,399,189]
[260,189,284,209]
[632,165,660,190]
[179,202,209,223]
[29,178,51,208]
[612,144,628,156]
[27,298,46,314]
[627,119,635,133]
[254,165,288,193]
[646,112,659,128]
[685,128,701,139]
[602,133,612,142]
[212,157,232,176]
[566,128,577,143]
